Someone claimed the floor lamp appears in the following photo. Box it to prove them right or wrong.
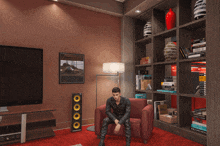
[86,62,125,132]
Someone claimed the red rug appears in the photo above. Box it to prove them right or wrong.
[7,124,204,146]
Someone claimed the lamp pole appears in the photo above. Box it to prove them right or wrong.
[95,72,119,109]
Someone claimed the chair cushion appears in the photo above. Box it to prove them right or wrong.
[102,118,141,138]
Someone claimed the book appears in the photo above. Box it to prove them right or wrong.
[154,100,166,120]
[193,47,206,53]
[157,90,177,93]
[188,53,201,58]
[179,47,186,58]
[191,127,207,135]
[180,47,187,58]
[199,73,206,96]
[192,121,207,127]
[191,124,207,131]
[158,104,168,115]
[161,82,176,86]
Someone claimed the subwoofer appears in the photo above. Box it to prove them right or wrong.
[71,93,82,132]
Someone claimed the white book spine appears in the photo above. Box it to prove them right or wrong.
[193,47,206,53]
[192,42,206,47]
[188,54,201,58]
[161,82,176,86]
[192,121,207,127]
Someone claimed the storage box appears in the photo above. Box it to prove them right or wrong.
[140,57,151,65]
[158,105,177,124]
[159,114,177,124]
[135,93,147,99]
[141,80,152,90]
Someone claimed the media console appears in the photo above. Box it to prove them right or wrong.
[0,105,56,145]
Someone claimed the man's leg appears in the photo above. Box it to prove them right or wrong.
[99,117,115,146]
[124,119,131,146]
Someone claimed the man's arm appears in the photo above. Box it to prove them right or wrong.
[105,99,117,122]
[118,99,131,125]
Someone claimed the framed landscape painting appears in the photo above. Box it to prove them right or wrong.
[59,52,85,84]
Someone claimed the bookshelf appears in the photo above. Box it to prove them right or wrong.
[134,0,209,145]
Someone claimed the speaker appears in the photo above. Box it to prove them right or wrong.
[71,93,82,132]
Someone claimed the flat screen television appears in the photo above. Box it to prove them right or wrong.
[0,45,43,112]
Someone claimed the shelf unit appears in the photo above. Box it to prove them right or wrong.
[134,0,208,145]
[0,105,56,145]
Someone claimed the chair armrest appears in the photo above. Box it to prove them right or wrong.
[95,104,106,135]
[141,104,154,140]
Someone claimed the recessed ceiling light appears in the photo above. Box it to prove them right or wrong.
[135,10,141,13]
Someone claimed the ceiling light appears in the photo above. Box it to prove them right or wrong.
[135,10,141,13]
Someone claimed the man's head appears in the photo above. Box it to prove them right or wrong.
[112,87,121,101]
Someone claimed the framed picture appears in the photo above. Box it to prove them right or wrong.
[59,52,85,84]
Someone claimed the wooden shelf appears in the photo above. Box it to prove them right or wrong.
[179,93,206,98]
[153,60,177,65]
[179,17,206,30]
[154,27,177,38]
[135,36,152,44]
[153,91,177,95]
[135,64,152,67]
[26,127,55,142]
[0,111,55,127]
[135,90,153,93]
[179,57,206,62]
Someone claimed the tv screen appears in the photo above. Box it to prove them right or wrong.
[0,45,43,107]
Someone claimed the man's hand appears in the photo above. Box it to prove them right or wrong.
[114,124,121,134]
[114,119,119,125]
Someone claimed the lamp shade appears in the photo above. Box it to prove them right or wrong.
[103,62,125,73]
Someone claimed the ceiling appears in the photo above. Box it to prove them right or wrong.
[49,0,163,19]
[115,0,126,2]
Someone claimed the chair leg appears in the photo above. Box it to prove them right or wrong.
[97,135,100,139]
[143,140,147,144]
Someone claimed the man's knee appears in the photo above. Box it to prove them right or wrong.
[102,117,112,125]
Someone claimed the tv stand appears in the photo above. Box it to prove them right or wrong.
[0,105,56,146]
[0,107,9,112]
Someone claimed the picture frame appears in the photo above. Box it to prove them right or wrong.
[59,52,85,84]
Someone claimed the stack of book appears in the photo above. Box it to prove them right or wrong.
[199,73,206,96]
[191,121,207,135]
[157,76,177,93]
[179,38,206,59]
[190,108,207,135]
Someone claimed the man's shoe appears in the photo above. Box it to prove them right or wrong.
[98,139,105,146]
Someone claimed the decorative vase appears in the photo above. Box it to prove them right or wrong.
[194,0,206,20]
[143,22,152,37]
[164,42,177,61]
[165,8,176,30]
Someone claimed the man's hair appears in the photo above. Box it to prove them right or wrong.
[112,87,120,93]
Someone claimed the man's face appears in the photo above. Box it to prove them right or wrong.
[112,92,120,101]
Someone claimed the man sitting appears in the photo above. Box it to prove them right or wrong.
[98,87,131,146]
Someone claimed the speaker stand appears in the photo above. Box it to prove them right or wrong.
[86,125,95,131]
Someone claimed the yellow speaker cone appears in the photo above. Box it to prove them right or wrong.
[74,104,80,111]
[73,113,80,120]
[73,122,80,129]
[74,95,80,102]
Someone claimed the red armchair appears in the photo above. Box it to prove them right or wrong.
[95,98,154,144]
